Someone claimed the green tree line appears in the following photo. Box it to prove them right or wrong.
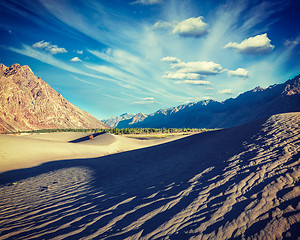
[7,127,215,135]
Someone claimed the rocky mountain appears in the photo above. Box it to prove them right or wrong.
[102,113,135,128]
[115,74,300,129]
[103,112,149,128]
[0,63,109,133]
[116,113,148,128]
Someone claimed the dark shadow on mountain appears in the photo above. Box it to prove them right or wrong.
[116,74,300,129]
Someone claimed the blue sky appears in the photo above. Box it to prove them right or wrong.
[0,0,299,119]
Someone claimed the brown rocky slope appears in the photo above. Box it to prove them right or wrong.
[0,63,109,133]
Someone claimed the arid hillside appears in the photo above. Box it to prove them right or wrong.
[0,63,109,133]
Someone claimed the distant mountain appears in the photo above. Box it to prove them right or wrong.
[102,113,135,128]
[102,113,149,128]
[0,63,109,133]
[115,74,300,129]
[116,113,148,128]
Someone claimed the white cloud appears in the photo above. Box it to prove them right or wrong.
[239,1,287,32]
[162,59,221,87]
[224,33,274,54]
[70,57,82,62]
[143,97,155,101]
[171,61,223,75]
[32,40,67,54]
[76,50,83,54]
[227,68,249,78]
[86,49,176,99]
[73,76,100,86]
[88,48,144,77]
[85,64,130,81]
[161,56,181,63]
[8,44,120,84]
[133,97,156,104]
[88,49,112,62]
[163,72,200,80]
[46,45,67,54]
[284,39,299,47]
[186,96,212,103]
[218,89,233,94]
[153,21,173,29]
[200,96,212,100]
[33,0,296,114]
[174,80,211,85]
[32,40,50,49]
[172,17,207,37]
[154,17,208,38]
[131,0,162,5]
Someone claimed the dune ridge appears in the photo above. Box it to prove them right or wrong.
[0,112,299,239]
[0,132,184,173]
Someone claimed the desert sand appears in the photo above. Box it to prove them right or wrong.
[0,112,299,239]
[0,132,184,173]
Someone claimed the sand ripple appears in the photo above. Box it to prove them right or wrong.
[0,113,299,239]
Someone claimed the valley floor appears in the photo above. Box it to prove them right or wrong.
[0,112,299,239]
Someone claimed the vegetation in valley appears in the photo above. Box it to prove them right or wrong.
[6,127,216,135]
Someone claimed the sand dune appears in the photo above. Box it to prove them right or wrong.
[0,112,299,239]
[0,132,184,173]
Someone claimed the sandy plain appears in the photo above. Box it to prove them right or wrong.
[0,132,184,173]
[0,112,299,239]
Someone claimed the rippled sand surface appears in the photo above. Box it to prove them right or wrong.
[0,113,299,239]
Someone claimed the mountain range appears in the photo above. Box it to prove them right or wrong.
[103,74,300,129]
[0,63,109,133]
[102,113,135,128]
[2,62,299,133]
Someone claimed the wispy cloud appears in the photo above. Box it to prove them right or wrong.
[131,0,162,5]
[163,72,201,80]
[239,0,288,33]
[32,40,67,54]
[88,48,146,79]
[161,56,181,63]
[72,76,100,86]
[218,89,233,94]
[8,44,120,84]
[153,20,173,29]
[284,39,299,47]
[174,80,211,85]
[84,61,177,99]
[185,96,212,103]
[32,40,50,48]
[5,0,296,114]
[85,63,134,83]
[133,97,157,104]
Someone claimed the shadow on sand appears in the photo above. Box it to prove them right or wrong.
[0,116,299,239]
[68,132,106,143]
